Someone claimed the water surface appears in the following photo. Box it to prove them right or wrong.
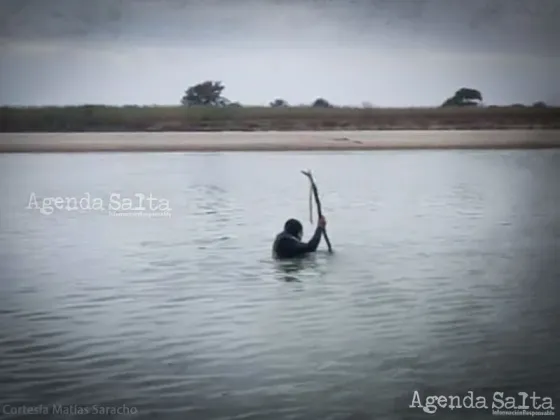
[1,149,559,419]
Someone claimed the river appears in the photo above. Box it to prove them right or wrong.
[0,148,559,419]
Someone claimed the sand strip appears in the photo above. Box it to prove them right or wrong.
[1,130,559,153]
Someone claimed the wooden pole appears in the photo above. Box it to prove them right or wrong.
[301,170,333,253]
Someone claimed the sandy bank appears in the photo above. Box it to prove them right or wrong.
[1,130,559,153]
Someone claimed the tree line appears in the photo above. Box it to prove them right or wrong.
[180,81,333,108]
[180,81,550,109]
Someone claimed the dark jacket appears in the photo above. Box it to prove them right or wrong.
[272,226,323,259]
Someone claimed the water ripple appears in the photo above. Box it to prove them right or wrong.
[1,150,559,419]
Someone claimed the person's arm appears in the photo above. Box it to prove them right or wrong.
[274,217,327,259]
[301,226,323,252]
[277,226,323,258]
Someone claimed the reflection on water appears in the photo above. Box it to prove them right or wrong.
[273,252,332,282]
[0,149,559,419]
[275,258,307,282]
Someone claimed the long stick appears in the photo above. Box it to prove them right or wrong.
[308,183,313,224]
[301,170,333,253]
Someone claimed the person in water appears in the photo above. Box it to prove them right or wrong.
[272,215,327,259]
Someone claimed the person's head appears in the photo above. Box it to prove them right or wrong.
[284,218,303,240]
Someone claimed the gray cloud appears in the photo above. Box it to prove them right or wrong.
[0,0,558,54]
[0,0,558,106]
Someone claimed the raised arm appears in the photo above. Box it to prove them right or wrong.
[301,225,323,253]
[275,226,322,258]
[275,218,326,259]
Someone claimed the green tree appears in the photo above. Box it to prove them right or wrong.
[181,81,228,106]
[532,101,547,108]
[270,98,289,107]
[312,98,331,108]
[441,88,483,107]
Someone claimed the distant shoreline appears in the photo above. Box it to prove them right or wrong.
[1,130,559,153]
[1,105,559,133]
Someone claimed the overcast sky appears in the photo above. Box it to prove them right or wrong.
[0,0,558,107]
